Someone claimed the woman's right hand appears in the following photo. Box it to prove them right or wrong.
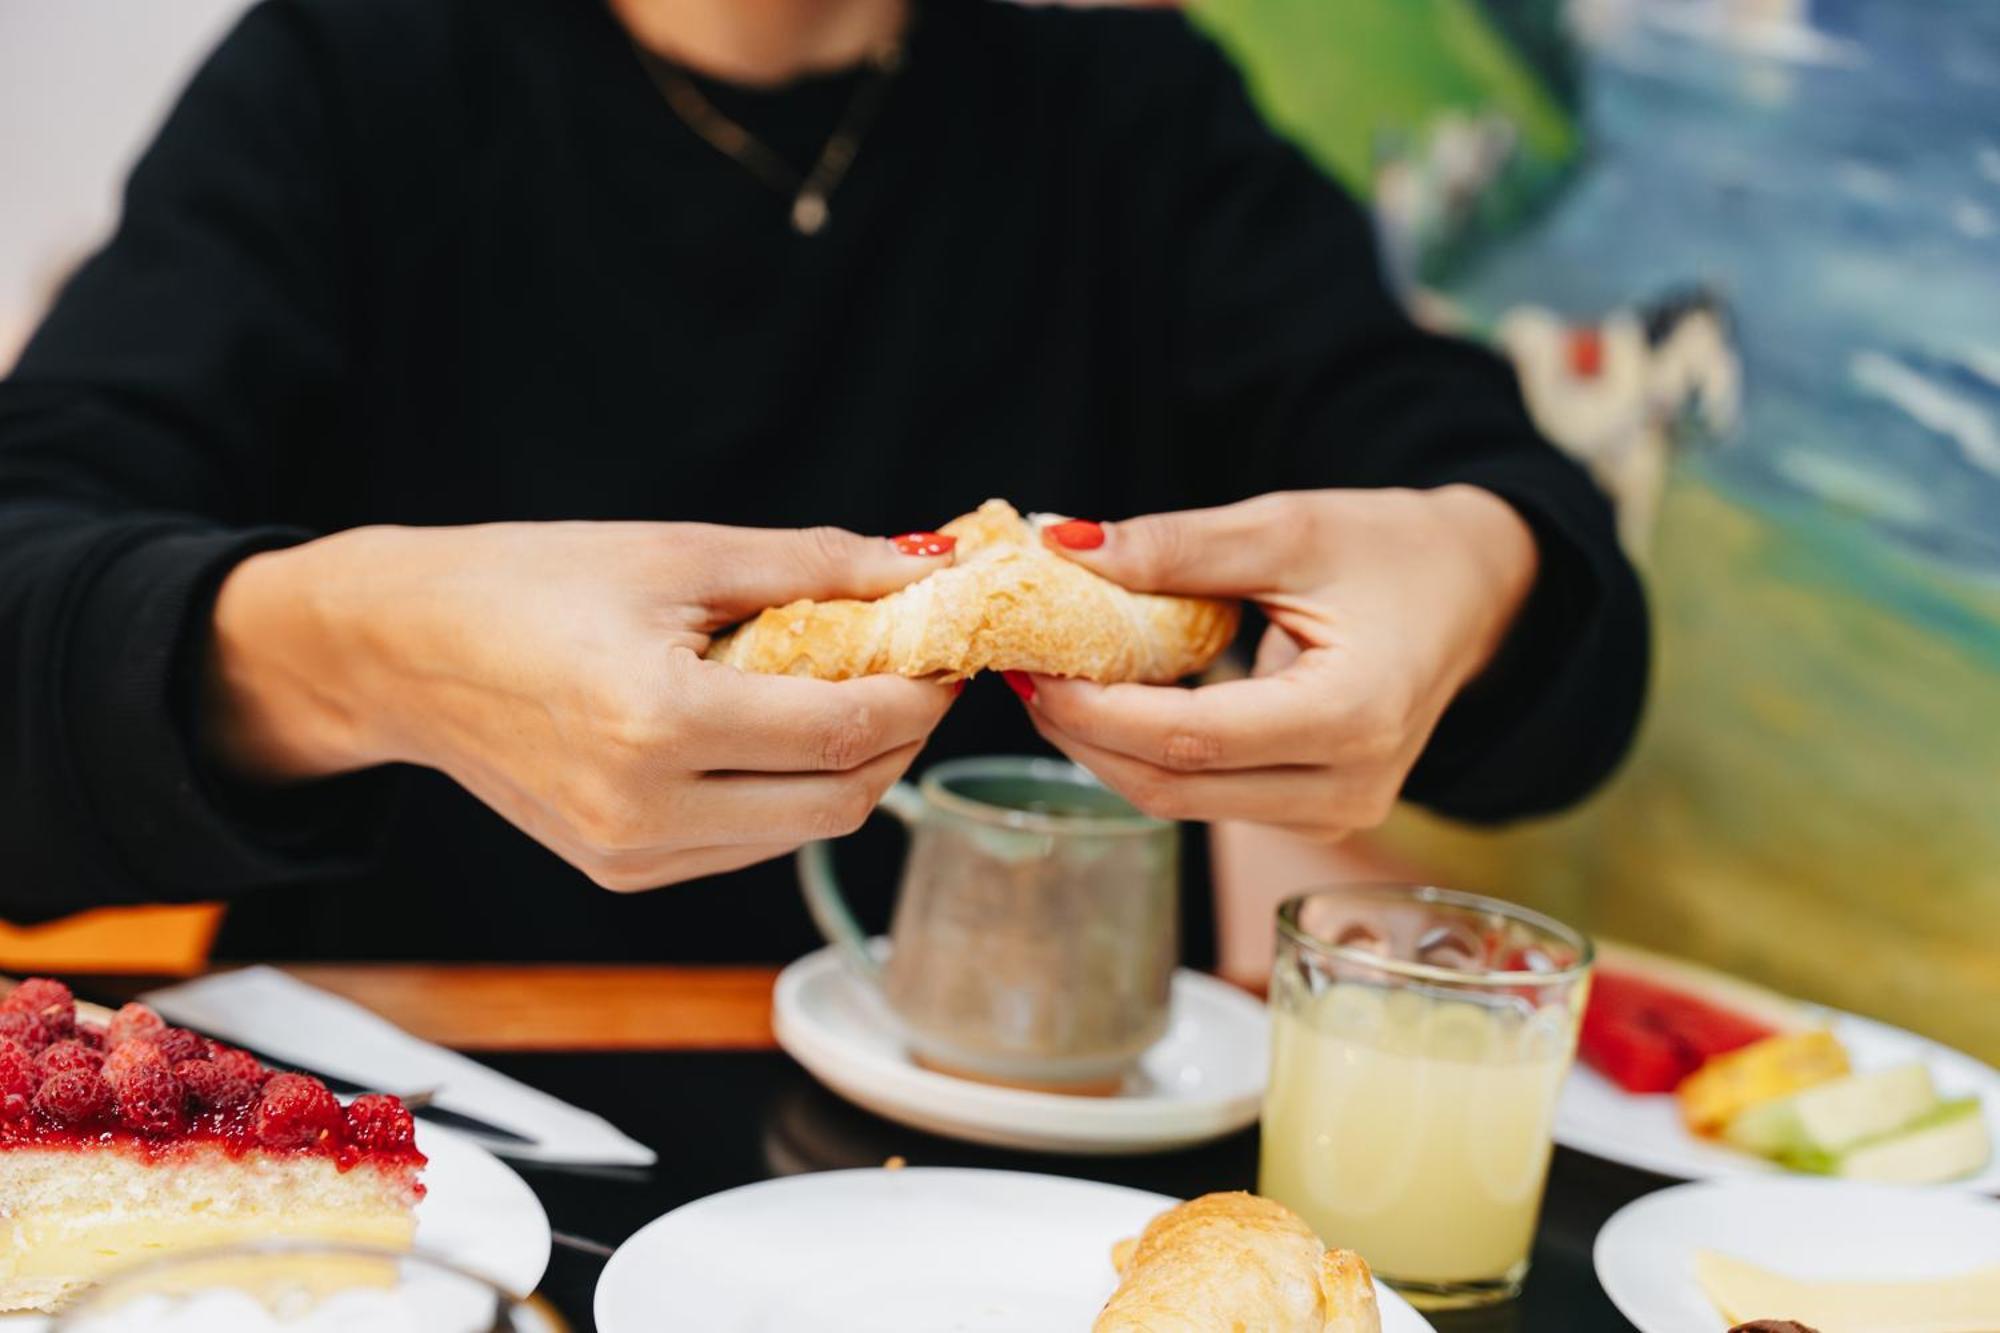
[203,520,958,891]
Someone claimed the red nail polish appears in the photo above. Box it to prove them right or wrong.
[1003,670,1036,703]
[1045,519,1105,551]
[892,531,955,557]
[950,680,967,698]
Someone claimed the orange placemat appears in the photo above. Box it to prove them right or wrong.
[0,904,222,975]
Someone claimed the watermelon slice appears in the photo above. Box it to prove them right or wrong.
[1577,1006,1694,1093]
[1579,946,1808,1095]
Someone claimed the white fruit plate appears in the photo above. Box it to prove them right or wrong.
[1557,1003,2000,1190]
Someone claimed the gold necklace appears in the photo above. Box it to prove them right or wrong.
[631,35,905,236]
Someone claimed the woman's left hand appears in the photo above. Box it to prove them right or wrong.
[1013,486,1540,840]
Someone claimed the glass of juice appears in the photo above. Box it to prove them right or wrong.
[1258,884,1592,1309]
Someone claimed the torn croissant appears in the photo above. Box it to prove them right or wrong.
[705,499,1239,683]
[1095,1192,1381,1333]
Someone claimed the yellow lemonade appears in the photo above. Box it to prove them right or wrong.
[1258,981,1577,1288]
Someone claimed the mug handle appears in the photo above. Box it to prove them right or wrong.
[796,780,924,985]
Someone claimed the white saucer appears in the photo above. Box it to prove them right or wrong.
[772,944,1268,1155]
[1594,1178,2000,1333]
[1558,1004,2000,1189]
[596,1167,1435,1333]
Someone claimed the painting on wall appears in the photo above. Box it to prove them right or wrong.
[1197,0,2000,1061]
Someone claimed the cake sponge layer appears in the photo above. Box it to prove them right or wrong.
[0,1145,419,1313]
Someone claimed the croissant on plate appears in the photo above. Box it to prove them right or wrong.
[705,499,1238,683]
[1094,1192,1381,1333]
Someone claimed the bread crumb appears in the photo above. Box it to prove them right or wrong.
[882,1155,907,1171]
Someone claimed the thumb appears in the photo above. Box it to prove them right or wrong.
[1041,495,1298,597]
[694,524,954,622]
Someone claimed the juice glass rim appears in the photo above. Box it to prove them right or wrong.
[1276,882,1594,988]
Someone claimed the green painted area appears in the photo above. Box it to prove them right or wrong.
[1382,477,2000,1064]
[1192,2,2000,1063]
[1192,0,1578,193]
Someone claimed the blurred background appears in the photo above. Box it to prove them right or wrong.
[5,0,1996,1061]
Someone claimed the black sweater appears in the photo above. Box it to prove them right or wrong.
[0,0,1646,962]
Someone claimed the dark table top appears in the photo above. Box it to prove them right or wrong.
[485,1049,1657,1332]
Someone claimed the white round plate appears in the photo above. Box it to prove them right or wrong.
[773,944,1267,1155]
[407,1122,553,1297]
[1557,1004,2000,1189]
[596,1167,1434,1333]
[1594,1178,2000,1333]
[1,1123,550,1330]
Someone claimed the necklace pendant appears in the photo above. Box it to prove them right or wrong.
[791,193,829,236]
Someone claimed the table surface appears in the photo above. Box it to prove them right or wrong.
[48,965,1657,1331]
[497,1050,1654,1333]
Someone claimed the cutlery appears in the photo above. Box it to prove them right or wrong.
[551,1230,617,1259]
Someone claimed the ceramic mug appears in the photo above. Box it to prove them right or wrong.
[798,756,1179,1091]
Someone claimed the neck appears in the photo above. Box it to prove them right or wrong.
[611,0,908,86]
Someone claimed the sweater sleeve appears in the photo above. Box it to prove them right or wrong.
[1153,23,1649,821]
[0,1,396,921]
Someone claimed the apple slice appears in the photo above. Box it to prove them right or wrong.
[1726,1063,1938,1164]
[1834,1098,1991,1184]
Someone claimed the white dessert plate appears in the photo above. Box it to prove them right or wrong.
[1556,1004,2000,1189]
[2,1122,551,1330]
[772,943,1268,1155]
[405,1122,553,1296]
[1594,1178,2000,1333]
[595,1167,1433,1333]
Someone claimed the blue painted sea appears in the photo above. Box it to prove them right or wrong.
[1450,0,2000,614]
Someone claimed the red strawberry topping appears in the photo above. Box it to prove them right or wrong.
[37,1040,103,1080]
[0,1037,35,1120]
[176,1059,255,1112]
[2,978,75,1038]
[107,1002,168,1049]
[0,1011,50,1054]
[112,1063,185,1136]
[254,1073,342,1149]
[34,1069,112,1125]
[153,1027,209,1066]
[344,1093,416,1152]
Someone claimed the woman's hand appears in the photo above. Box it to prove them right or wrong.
[1016,487,1539,840]
[205,521,958,890]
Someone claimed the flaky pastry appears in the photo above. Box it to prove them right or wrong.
[705,500,1238,683]
[1094,1192,1381,1333]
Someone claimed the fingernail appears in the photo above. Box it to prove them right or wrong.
[1002,670,1036,703]
[949,680,967,698]
[1045,519,1105,551]
[892,531,955,557]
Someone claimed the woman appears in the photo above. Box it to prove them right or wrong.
[0,0,1645,962]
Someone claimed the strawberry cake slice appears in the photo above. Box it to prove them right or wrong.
[0,978,426,1313]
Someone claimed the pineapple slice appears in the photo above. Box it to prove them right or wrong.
[1676,1029,1849,1136]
